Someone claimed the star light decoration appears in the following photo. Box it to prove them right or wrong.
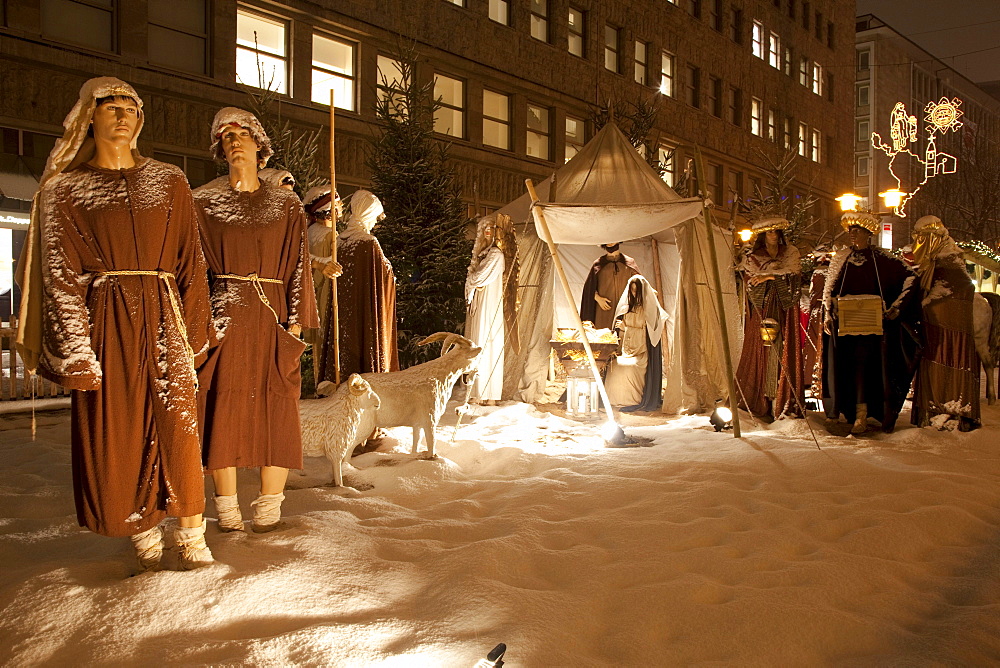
[871,97,962,217]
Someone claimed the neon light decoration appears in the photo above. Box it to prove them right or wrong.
[871,97,962,217]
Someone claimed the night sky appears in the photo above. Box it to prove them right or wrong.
[856,0,1000,84]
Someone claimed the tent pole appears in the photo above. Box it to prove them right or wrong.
[650,238,665,308]
[692,146,741,437]
[526,179,617,428]
[329,90,341,386]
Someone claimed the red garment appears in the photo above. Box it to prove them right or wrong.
[194,178,318,470]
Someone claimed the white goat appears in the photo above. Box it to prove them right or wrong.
[361,332,482,459]
[300,374,380,487]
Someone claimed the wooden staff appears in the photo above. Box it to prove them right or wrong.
[330,90,341,385]
[692,145,740,437]
[526,178,616,428]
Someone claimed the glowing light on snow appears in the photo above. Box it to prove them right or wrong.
[871,98,961,217]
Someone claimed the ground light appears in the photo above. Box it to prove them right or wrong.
[601,419,628,445]
[710,400,733,432]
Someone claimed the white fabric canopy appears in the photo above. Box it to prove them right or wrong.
[526,122,703,245]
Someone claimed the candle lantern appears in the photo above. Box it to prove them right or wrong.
[566,367,600,416]
[759,317,780,346]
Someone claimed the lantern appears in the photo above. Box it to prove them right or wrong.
[566,367,600,416]
[760,317,780,346]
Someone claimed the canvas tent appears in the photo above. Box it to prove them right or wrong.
[482,122,742,415]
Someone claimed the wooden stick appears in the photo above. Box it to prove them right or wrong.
[692,146,741,437]
[650,237,665,308]
[526,179,616,427]
[330,91,341,386]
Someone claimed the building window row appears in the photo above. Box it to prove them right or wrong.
[751,17,828,97]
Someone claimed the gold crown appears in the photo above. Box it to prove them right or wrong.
[748,216,789,240]
[840,211,880,234]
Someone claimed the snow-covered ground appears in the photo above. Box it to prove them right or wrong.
[2,395,999,666]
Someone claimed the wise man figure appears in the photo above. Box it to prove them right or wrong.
[822,211,920,434]
[302,184,344,379]
[15,77,214,571]
[910,215,980,431]
[580,242,641,330]
[321,189,399,381]
[194,107,318,534]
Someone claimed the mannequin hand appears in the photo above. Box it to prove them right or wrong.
[595,294,612,310]
[884,307,899,321]
[323,261,343,279]
[749,274,774,286]
[289,324,302,337]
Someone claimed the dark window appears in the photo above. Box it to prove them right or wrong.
[729,9,743,44]
[728,86,742,125]
[41,0,116,52]
[709,0,722,31]
[149,0,208,74]
[708,76,722,117]
[684,64,700,108]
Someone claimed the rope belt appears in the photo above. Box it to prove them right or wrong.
[216,273,284,323]
[96,270,196,370]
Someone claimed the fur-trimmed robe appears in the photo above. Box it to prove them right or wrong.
[194,177,318,470]
[821,246,920,431]
[38,159,212,537]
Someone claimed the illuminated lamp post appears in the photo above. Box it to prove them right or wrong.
[836,193,863,212]
[879,188,905,212]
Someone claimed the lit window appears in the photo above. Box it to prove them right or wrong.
[783,118,792,149]
[483,90,510,150]
[751,98,762,136]
[489,0,509,25]
[312,33,355,110]
[658,145,676,187]
[565,116,585,161]
[236,9,288,94]
[660,51,675,96]
[530,0,548,42]
[810,129,821,162]
[798,122,808,157]
[634,41,648,85]
[811,62,823,95]
[604,25,620,73]
[568,7,585,57]
[377,55,406,108]
[783,46,792,76]
[767,109,776,141]
[445,0,462,5]
[148,0,207,74]
[41,0,115,52]
[433,74,464,138]
[751,20,763,58]
[527,104,551,160]
[768,32,780,68]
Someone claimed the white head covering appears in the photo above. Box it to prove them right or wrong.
[303,184,334,215]
[16,77,145,374]
[348,190,384,234]
[209,107,273,168]
[259,168,294,190]
[613,275,669,343]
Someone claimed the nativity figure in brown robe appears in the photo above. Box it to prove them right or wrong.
[15,77,214,571]
[194,108,319,533]
[579,243,641,331]
[320,189,399,381]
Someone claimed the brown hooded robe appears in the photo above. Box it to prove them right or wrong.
[194,178,318,470]
[38,159,212,537]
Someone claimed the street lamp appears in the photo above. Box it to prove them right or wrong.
[737,228,753,243]
[836,193,863,212]
[879,188,905,211]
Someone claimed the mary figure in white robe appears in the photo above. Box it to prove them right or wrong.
[605,275,668,411]
[465,216,506,404]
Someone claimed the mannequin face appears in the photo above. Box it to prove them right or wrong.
[765,230,779,245]
[220,126,259,168]
[848,226,872,250]
[90,97,139,147]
